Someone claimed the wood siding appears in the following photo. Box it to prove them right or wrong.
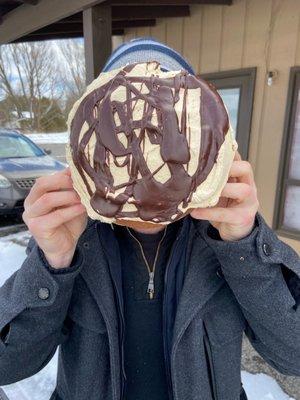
[121,0,300,252]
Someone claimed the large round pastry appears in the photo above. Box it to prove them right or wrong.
[66,61,238,227]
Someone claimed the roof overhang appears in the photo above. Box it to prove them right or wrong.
[0,0,232,45]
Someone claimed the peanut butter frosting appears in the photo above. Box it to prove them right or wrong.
[66,61,238,225]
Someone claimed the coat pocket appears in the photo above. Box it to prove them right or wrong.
[203,322,246,400]
[203,285,245,347]
[66,277,107,334]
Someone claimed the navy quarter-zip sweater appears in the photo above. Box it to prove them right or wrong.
[114,221,182,400]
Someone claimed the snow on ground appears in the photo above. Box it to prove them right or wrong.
[0,230,31,284]
[241,372,295,400]
[25,132,69,144]
[0,230,58,400]
[0,231,296,400]
[2,353,58,400]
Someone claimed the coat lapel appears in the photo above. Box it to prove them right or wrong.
[79,222,119,332]
[172,223,224,354]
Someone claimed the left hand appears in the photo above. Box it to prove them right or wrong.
[190,150,260,241]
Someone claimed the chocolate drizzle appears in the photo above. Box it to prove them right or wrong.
[70,62,229,223]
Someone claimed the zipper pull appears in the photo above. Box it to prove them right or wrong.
[147,271,155,299]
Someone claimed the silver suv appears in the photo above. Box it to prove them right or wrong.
[0,129,65,215]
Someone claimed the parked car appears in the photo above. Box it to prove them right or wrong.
[0,129,66,215]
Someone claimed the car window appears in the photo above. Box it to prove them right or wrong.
[0,135,44,158]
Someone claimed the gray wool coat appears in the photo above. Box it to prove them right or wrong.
[0,211,299,400]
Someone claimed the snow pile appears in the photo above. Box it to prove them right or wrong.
[3,353,58,400]
[241,372,295,400]
[0,230,31,284]
[3,363,296,400]
[0,231,296,400]
[25,132,69,144]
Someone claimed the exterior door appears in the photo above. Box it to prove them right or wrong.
[200,68,256,161]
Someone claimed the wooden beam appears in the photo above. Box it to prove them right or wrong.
[12,29,124,42]
[83,3,112,84]
[111,0,232,4]
[112,5,190,20]
[5,2,189,28]
[58,5,190,23]
[0,4,18,25]
[12,33,84,42]
[32,23,84,34]
[56,13,83,24]
[114,19,156,28]
[0,0,231,44]
[19,0,40,5]
[0,0,106,44]
[34,19,155,35]
[111,29,124,35]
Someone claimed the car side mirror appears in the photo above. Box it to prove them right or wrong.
[43,148,52,155]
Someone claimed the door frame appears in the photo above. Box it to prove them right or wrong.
[273,66,300,240]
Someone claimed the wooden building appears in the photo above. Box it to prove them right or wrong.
[0,0,299,252]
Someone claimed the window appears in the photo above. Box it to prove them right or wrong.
[200,68,256,161]
[0,134,44,158]
[274,67,300,240]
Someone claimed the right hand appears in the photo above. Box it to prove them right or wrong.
[22,168,88,269]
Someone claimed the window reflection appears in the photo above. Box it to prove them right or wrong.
[288,90,300,180]
[283,185,300,231]
[218,88,240,138]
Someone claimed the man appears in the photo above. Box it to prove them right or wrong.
[0,39,299,400]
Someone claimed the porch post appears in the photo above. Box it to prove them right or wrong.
[83,3,112,85]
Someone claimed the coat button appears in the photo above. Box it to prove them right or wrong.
[262,243,271,256]
[38,287,50,300]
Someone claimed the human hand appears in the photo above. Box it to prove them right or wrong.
[22,168,87,268]
[190,151,259,241]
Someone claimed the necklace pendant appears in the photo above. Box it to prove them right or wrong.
[147,271,155,299]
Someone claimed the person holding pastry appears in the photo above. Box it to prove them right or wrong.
[0,38,299,400]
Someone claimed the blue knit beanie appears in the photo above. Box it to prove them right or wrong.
[102,37,195,75]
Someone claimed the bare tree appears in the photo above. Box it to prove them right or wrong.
[57,39,86,99]
[0,42,61,131]
[0,39,86,132]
